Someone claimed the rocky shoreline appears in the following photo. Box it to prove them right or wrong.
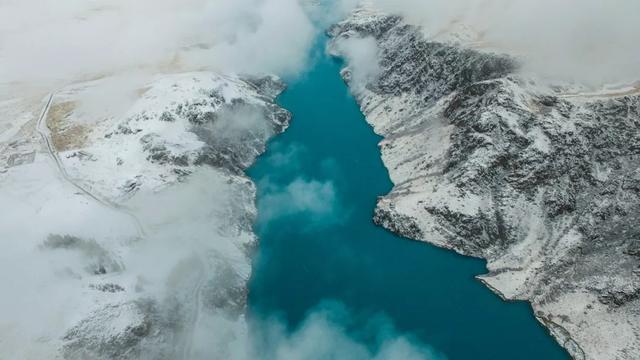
[329,6,640,360]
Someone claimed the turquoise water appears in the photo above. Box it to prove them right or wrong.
[247,36,569,360]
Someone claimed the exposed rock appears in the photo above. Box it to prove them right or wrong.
[90,283,126,293]
[42,234,122,275]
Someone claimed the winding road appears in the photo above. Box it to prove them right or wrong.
[35,93,146,239]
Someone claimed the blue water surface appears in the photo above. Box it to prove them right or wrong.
[246,35,569,360]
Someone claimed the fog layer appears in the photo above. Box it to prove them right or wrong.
[0,0,318,91]
[373,0,640,85]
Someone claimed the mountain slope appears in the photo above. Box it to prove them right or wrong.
[329,7,640,360]
[0,72,290,359]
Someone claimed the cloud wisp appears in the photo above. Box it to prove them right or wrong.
[258,177,347,229]
[331,35,382,95]
[0,0,320,96]
[250,302,444,360]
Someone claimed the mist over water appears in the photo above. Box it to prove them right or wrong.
[246,35,570,359]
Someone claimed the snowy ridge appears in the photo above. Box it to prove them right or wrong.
[52,72,288,202]
[329,7,640,360]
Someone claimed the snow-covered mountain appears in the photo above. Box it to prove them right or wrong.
[329,7,640,360]
[0,72,290,359]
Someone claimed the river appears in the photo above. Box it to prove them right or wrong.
[246,35,569,360]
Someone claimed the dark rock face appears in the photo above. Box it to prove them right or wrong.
[244,74,288,99]
[191,100,291,174]
[329,14,517,102]
[373,206,423,241]
[599,288,640,308]
[133,75,291,175]
[330,7,640,360]
[41,234,122,275]
[140,134,193,167]
[90,283,126,293]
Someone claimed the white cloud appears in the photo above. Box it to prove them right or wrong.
[259,177,345,227]
[0,0,318,95]
[332,35,382,94]
[249,302,443,360]
[303,0,360,29]
[265,143,306,169]
[373,0,640,86]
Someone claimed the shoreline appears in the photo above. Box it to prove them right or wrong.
[326,8,595,358]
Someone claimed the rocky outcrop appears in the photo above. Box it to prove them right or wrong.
[330,7,640,360]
